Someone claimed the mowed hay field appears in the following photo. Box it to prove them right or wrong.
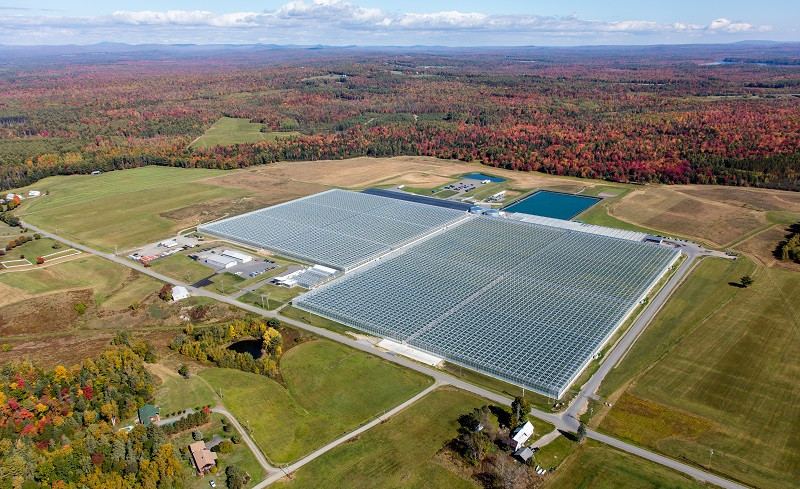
[272,386,482,489]
[607,185,800,248]
[189,117,300,149]
[15,166,248,251]
[199,339,433,464]
[541,441,708,489]
[596,257,800,489]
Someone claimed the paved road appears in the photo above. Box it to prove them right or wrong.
[563,252,699,424]
[253,382,442,488]
[23,222,742,489]
[589,431,747,489]
[211,407,279,474]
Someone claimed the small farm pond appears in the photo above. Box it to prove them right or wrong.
[227,339,263,359]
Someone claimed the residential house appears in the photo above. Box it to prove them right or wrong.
[137,404,160,426]
[189,440,218,474]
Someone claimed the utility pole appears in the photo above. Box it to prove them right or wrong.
[709,448,713,468]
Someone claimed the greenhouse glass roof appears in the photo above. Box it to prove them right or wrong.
[198,189,468,270]
[295,216,680,398]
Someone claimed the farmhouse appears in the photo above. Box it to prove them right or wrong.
[137,404,160,426]
[509,421,534,449]
[189,440,218,474]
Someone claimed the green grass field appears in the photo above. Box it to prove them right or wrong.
[280,306,370,337]
[200,339,433,464]
[272,386,483,489]
[153,374,217,415]
[1,237,57,264]
[542,441,708,489]
[0,255,162,308]
[150,252,214,284]
[599,257,800,489]
[16,166,245,251]
[190,117,300,149]
[238,283,304,310]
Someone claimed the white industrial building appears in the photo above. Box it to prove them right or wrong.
[221,249,252,263]
[205,255,237,269]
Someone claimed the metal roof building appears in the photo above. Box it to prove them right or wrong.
[199,189,469,271]
[294,216,680,399]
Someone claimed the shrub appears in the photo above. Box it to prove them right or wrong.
[215,440,234,454]
[74,303,87,315]
[33,233,41,240]
[37,257,44,265]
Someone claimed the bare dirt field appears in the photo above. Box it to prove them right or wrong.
[607,186,800,247]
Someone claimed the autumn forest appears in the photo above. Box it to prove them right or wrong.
[0,42,799,191]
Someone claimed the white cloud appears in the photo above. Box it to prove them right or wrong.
[0,1,776,45]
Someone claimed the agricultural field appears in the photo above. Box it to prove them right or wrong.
[199,339,433,464]
[595,257,800,489]
[190,117,300,149]
[272,386,483,489]
[607,185,800,248]
[14,166,248,251]
[542,441,708,489]
[0,255,247,367]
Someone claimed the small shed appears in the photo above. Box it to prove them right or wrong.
[138,404,160,426]
[514,446,535,463]
[28,190,41,197]
[172,286,190,301]
[509,421,534,449]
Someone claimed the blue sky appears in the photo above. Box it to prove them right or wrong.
[0,1,797,46]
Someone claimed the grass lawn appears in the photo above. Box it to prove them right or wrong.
[154,374,218,416]
[433,189,458,198]
[238,283,304,310]
[272,386,484,489]
[542,440,708,489]
[574,200,664,235]
[16,166,246,251]
[0,255,162,307]
[190,117,300,149]
[203,272,247,295]
[151,252,214,284]
[440,361,558,413]
[280,305,368,337]
[172,413,265,489]
[598,257,800,489]
[199,339,433,465]
[1,237,57,264]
